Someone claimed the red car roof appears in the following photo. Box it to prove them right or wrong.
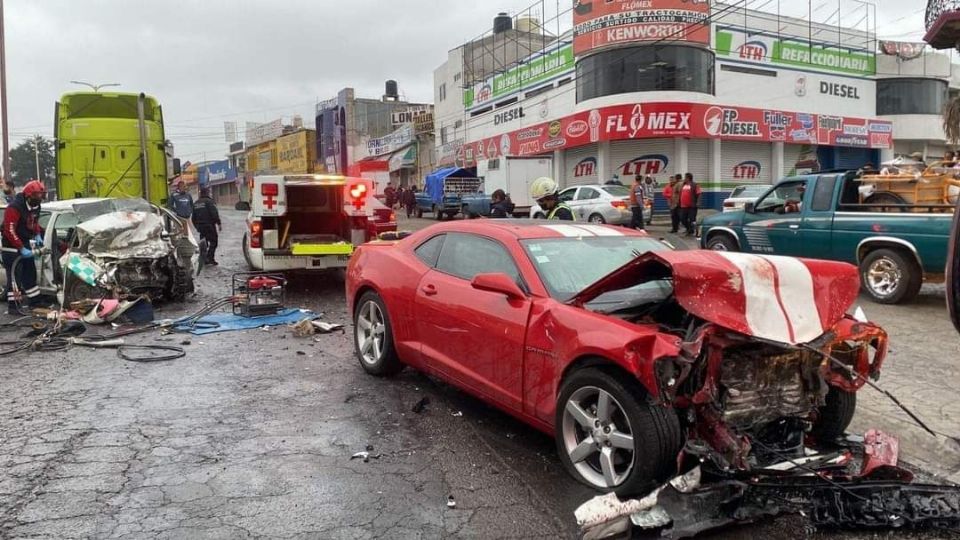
[419,219,649,240]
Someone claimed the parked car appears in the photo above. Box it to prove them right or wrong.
[530,184,651,224]
[1,198,200,304]
[700,172,953,304]
[346,220,887,494]
[722,184,772,212]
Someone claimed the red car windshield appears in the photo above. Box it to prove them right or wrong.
[521,237,666,302]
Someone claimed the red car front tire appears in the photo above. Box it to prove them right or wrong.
[555,368,682,495]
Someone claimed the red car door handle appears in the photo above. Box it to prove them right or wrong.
[421,284,438,296]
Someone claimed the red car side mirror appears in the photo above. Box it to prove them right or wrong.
[948,200,959,334]
[471,273,526,300]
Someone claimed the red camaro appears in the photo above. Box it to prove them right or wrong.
[346,220,888,494]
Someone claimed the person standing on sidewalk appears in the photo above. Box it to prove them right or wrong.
[628,175,646,230]
[679,173,702,236]
[192,187,221,266]
[663,175,682,233]
[401,186,417,218]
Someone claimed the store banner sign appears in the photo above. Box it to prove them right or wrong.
[367,125,415,157]
[464,43,575,110]
[459,102,892,166]
[572,0,710,56]
[437,139,463,166]
[199,160,237,187]
[715,28,876,76]
[246,119,284,146]
[277,131,311,173]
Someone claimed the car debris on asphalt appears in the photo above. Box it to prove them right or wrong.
[411,397,430,414]
[575,430,960,539]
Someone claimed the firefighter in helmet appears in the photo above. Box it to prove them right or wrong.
[530,177,574,221]
[2,180,46,314]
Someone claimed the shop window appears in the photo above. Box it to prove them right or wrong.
[877,78,947,115]
[577,45,715,102]
[720,64,777,78]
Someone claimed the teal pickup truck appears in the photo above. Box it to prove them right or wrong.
[700,171,953,304]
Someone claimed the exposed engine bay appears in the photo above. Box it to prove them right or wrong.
[61,199,198,303]
[579,253,887,475]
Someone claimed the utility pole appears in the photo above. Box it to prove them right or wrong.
[34,135,41,181]
[0,0,9,184]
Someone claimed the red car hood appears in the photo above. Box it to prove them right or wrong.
[570,251,861,345]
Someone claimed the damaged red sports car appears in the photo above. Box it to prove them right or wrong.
[345,221,887,495]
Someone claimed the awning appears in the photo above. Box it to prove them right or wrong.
[388,145,417,172]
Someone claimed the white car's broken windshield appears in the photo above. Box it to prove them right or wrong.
[521,236,668,304]
[73,198,153,223]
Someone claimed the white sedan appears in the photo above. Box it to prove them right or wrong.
[530,184,651,224]
[722,184,772,212]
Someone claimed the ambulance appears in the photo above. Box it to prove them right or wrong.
[242,175,390,272]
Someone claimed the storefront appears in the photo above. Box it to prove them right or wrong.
[434,1,895,210]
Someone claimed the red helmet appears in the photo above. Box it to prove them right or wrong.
[23,180,46,198]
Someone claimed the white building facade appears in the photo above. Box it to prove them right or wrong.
[433,3,954,210]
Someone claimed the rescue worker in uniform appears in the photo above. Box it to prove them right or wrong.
[192,187,221,266]
[529,177,574,221]
[2,180,45,314]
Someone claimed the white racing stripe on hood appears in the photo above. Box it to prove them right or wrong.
[760,255,823,343]
[542,224,595,237]
[572,225,623,237]
[716,252,792,343]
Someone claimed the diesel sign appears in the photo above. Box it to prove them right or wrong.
[820,82,860,99]
[494,107,525,125]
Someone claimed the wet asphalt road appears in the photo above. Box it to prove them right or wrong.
[0,209,956,539]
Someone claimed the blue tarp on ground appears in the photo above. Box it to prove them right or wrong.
[175,309,317,335]
[425,167,474,204]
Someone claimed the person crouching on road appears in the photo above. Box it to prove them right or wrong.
[192,188,222,266]
[169,180,194,220]
[530,177,574,221]
[629,175,646,230]
[2,180,45,314]
[490,189,515,218]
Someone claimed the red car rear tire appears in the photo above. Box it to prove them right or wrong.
[353,291,403,376]
[555,367,682,496]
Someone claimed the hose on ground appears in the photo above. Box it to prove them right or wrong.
[117,345,185,362]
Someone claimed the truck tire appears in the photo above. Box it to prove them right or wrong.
[433,206,443,221]
[416,208,423,219]
[706,233,738,251]
[859,248,922,304]
[810,387,856,442]
[446,211,459,220]
[863,192,907,213]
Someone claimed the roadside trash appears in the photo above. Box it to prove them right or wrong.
[181,339,191,346]
[292,318,315,338]
[350,451,382,463]
[296,351,306,356]
[366,444,374,452]
[292,317,344,337]
[451,411,463,417]
[447,495,456,508]
[412,397,430,414]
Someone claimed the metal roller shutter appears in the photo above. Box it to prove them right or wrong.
[784,144,819,176]
[610,139,675,182]
[687,139,710,185]
[564,144,598,188]
[716,141,773,211]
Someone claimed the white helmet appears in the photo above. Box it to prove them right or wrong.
[529,176,559,201]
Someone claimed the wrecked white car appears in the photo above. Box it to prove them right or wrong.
[7,198,200,303]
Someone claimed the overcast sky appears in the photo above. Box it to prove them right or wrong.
[2,0,933,161]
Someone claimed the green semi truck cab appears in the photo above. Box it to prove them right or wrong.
[55,92,179,207]
[700,171,953,304]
